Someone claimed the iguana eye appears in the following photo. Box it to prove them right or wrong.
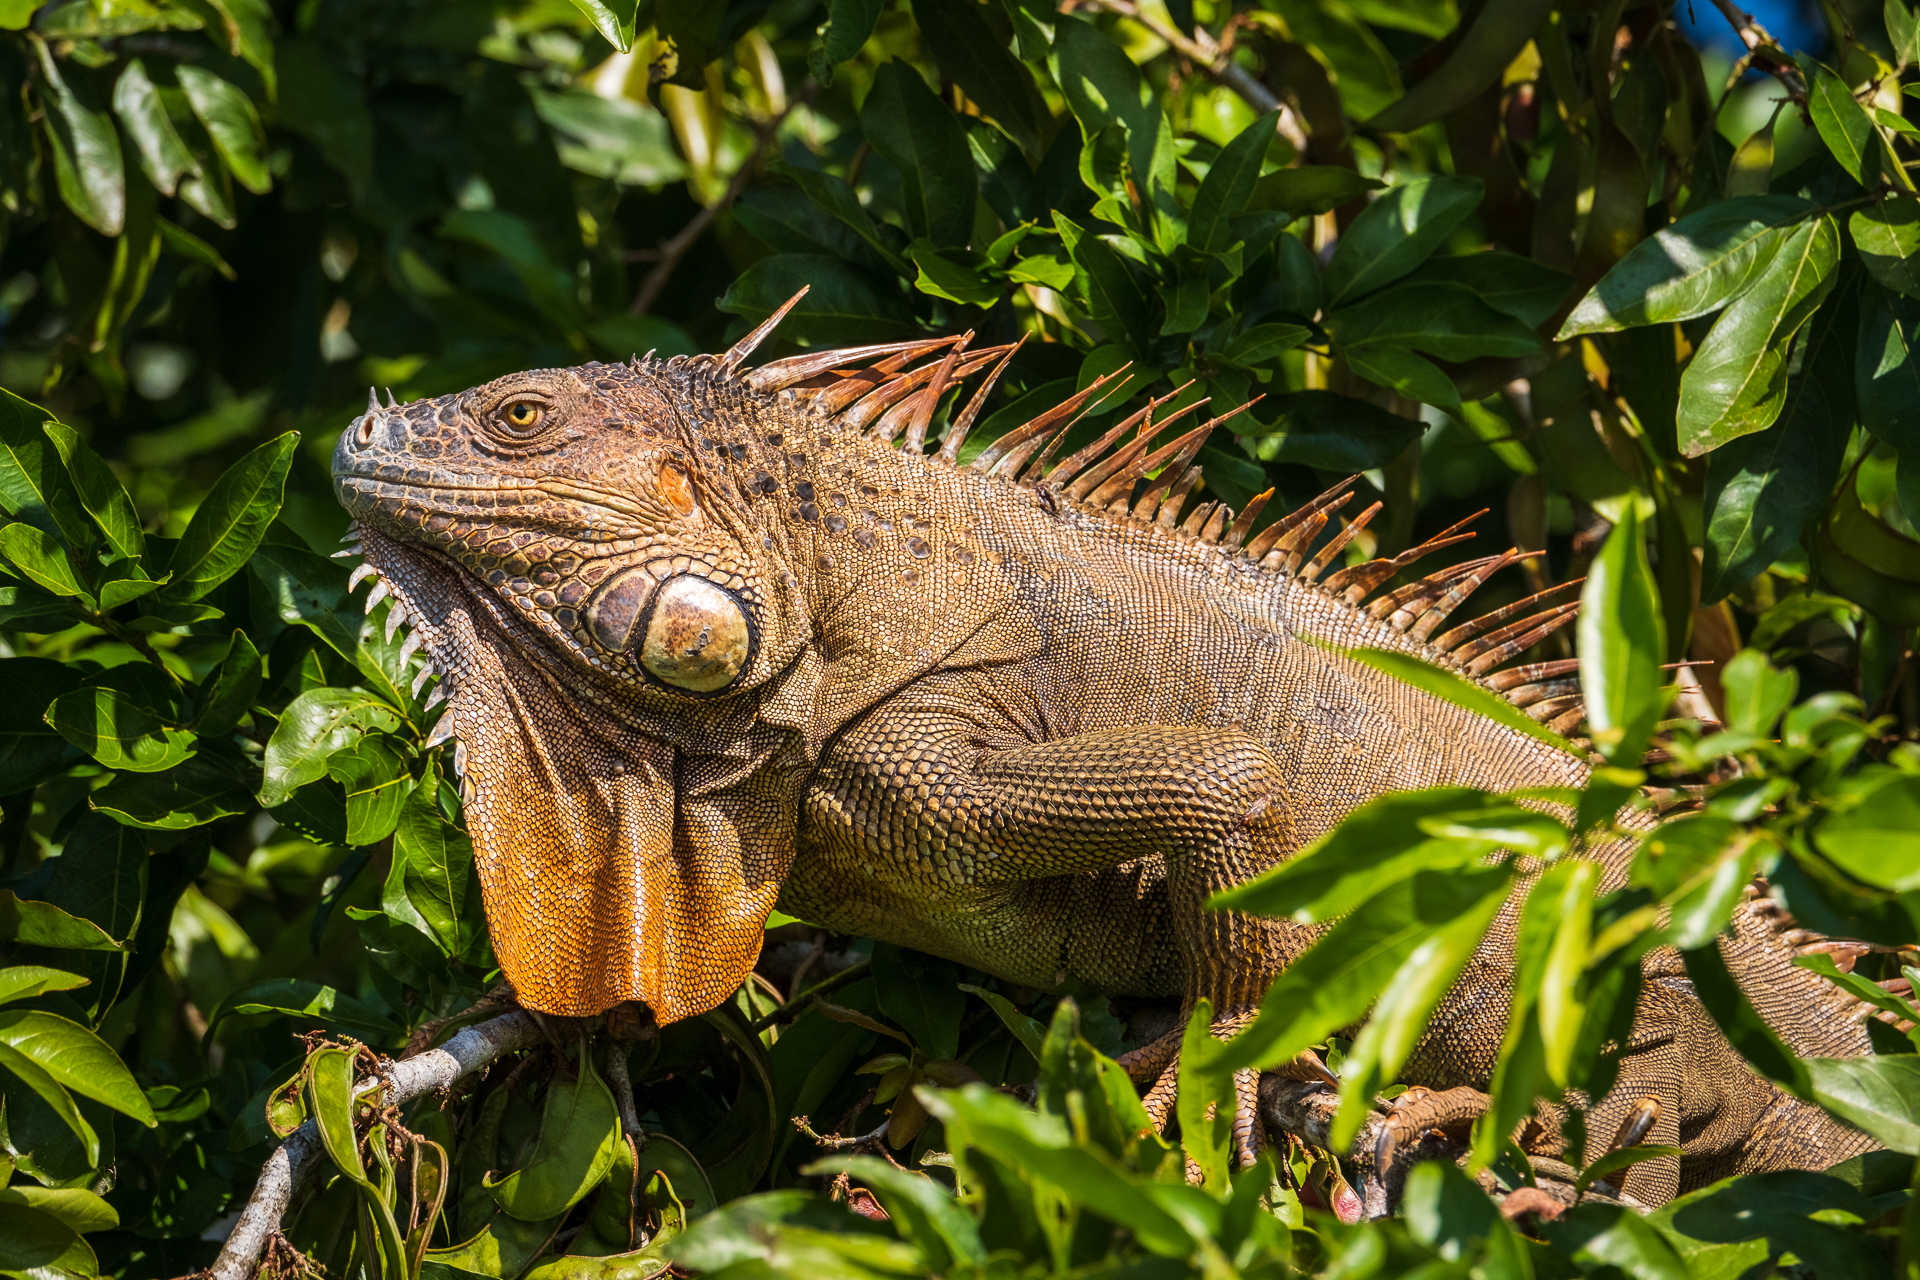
[500,401,544,434]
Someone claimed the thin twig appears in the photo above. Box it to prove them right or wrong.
[794,1114,891,1151]
[746,958,873,1033]
[209,1011,541,1280]
[628,87,813,316]
[1706,0,1807,97]
[1079,0,1309,153]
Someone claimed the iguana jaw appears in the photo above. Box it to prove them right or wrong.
[347,521,790,1021]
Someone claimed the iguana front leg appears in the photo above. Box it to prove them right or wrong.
[795,708,1320,1157]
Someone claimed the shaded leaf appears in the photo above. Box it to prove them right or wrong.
[1324,175,1483,306]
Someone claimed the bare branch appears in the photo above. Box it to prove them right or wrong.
[1705,0,1807,97]
[1078,0,1310,153]
[209,1011,542,1280]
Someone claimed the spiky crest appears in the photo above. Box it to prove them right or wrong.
[669,294,1592,730]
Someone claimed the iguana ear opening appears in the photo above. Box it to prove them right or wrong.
[447,612,795,1021]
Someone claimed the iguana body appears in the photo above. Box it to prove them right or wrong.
[333,310,1875,1204]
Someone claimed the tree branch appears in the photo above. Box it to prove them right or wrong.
[1706,0,1807,97]
[628,89,812,317]
[209,1011,541,1280]
[1078,0,1310,154]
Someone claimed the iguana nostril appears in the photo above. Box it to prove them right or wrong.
[355,415,376,446]
[640,575,749,692]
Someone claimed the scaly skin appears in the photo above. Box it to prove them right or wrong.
[333,344,1875,1203]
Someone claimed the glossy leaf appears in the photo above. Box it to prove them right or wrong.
[112,59,194,197]
[1858,284,1920,454]
[1341,646,1574,754]
[1248,165,1383,218]
[717,255,915,345]
[808,0,881,83]
[1366,0,1553,132]
[1558,196,1812,336]
[1851,196,1920,295]
[915,0,1042,155]
[0,1201,97,1273]
[1329,280,1543,361]
[860,61,976,249]
[0,390,91,546]
[1578,504,1664,763]
[0,967,88,1006]
[46,683,195,774]
[1701,287,1852,600]
[488,1055,621,1220]
[0,891,122,951]
[43,423,142,560]
[390,779,474,956]
[1188,111,1278,254]
[0,522,92,607]
[258,688,403,808]
[1055,214,1156,357]
[1815,775,1920,891]
[564,0,637,52]
[160,431,296,601]
[1805,1056,1920,1153]
[1324,175,1483,306]
[0,1008,157,1124]
[1215,868,1513,1074]
[1677,215,1839,456]
[1245,390,1422,470]
[204,978,395,1046]
[1807,65,1878,187]
[31,38,124,235]
[808,1154,987,1270]
[0,1041,98,1164]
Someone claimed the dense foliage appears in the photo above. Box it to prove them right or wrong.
[1,0,1919,1276]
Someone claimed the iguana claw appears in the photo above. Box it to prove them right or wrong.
[1374,1084,1492,1174]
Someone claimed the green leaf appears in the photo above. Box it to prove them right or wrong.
[1344,344,1463,416]
[0,390,91,546]
[920,1084,1195,1256]
[195,628,263,736]
[307,1043,367,1176]
[1815,774,1920,891]
[808,0,882,84]
[1408,251,1573,330]
[1324,175,1483,306]
[1539,1204,1689,1280]
[488,1054,621,1220]
[204,978,395,1045]
[1536,860,1597,1087]
[0,967,88,1006]
[0,1008,157,1124]
[1329,280,1543,361]
[564,0,637,52]
[1222,322,1310,367]
[1364,0,1554,133]
[250,540,357,659]
[258,688,403,809]
[275,40,374,193]
[916,0,1043,156]
[1859,284,1920,455]
[1721,649,1798,736]
[957,983,1047,1061]
[717,254,915,346]
[1347,647,1576,755]
[1329,874,1511,1148]
[329,734,411,846]
[160,431,296,601]
[0,1041,99,1165]
[0,891,122,951]
[1243,390,1422,470]
[389,780,473,956]
[1806,1055,1920,1153]
[1677,215,1839,456]
[1558,196,1813,337]
[769,163,910,272]
[0,1200,98,1273]
[1794,952,1920,1036]
[1578,504,1665,764]
[31,38,125,235]
[872,944,964,1061]
[1247,165,1383,218]
[1214,868,1513,1074]
[43,423,142,560]
[1051,14,1176,216]
[905,240,999,308]
[1212,787,1499,921]
[90,738,256,829]
[1188,111,1278,254]
[860,61,977,249]
[1701,289,1852,601]
[0,1184,118,1234]
[0,522,92,607]
[1892,0,1920,66]
[112,59,195,196]
[1851,197,1920,295]
[805,1154,987,1270]
[1054,214,1156,357]
[1807,65,1878,187]
[46,680,195,774]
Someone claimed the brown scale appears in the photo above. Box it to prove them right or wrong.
[332,287,1886,1206]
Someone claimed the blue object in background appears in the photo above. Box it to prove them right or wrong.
[1672,0,1825,57]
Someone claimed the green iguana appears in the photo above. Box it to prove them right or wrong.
[332,292,1880,1205]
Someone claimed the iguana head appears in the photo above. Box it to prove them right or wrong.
[332,355,818,1022]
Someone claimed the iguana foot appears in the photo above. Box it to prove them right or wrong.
[1374,1084,1491,1172]
[1119,1018,1336,1170]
